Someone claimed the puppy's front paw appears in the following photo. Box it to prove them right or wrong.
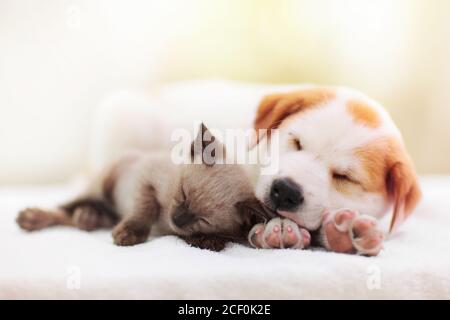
[16,208,56,231]
[248,218,311,249]
[322,209,384,256]
[112,220,150,246]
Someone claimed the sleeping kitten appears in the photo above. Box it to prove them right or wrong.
[16,124,274,251]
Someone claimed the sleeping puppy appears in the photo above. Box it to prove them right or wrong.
[16,124,281,251]
[248,86,422,256]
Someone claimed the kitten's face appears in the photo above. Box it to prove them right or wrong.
[167,123,274,239]
[169,163,258,238]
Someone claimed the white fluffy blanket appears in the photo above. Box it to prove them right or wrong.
[1,176,450,299]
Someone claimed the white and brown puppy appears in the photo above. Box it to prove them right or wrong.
[248,86,422,256]
[16,124,281,251]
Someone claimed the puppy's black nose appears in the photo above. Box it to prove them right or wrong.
[270,178,304,211]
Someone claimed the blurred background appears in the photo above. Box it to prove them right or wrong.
[1,0,449,184]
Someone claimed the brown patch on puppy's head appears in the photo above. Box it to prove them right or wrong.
[347,100,381,128]
[253,88,335,144]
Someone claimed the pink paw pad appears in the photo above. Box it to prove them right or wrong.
[281,220,310,249]
[264,221,282,248]
[248,224,265,248]
[323,209,385,256]
[350,217,384,256]
[334,209,358,232]
[282,224,298,248]
[248,218,311,249]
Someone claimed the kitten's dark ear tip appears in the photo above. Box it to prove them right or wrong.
[236,197,277,221]
[197,122,211,138]
[191,121,223,166]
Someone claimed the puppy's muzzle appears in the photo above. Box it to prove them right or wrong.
[270,178,304,211]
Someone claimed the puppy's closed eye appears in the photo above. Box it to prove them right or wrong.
[332,171,359,185]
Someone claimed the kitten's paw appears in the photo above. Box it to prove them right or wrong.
[73,205,117,231]
[73,206,101,231]
[183,234,227,251]
[322,209,384,256]
[112,220,150,246]
[249,218,311,249]
[16,208,56,231]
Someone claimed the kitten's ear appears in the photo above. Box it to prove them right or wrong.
[190,123,225,166]
[235,197,277,224]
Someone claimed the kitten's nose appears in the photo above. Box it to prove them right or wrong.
[172,205,197,228]
[270,178,304,211]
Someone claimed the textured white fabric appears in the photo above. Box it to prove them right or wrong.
[1,176,449,299]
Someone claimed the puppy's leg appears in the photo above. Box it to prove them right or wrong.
[318,209,385,256]
[248,218,311,249]
[17,198,119,232]
[112,187,160,246]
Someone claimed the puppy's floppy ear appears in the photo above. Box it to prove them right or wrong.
[250,88,335,148]
[386,148,422,233]
[190,123,225,166]
[254,93,286,133]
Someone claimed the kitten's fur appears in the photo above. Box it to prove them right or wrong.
[16,124,273,251]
